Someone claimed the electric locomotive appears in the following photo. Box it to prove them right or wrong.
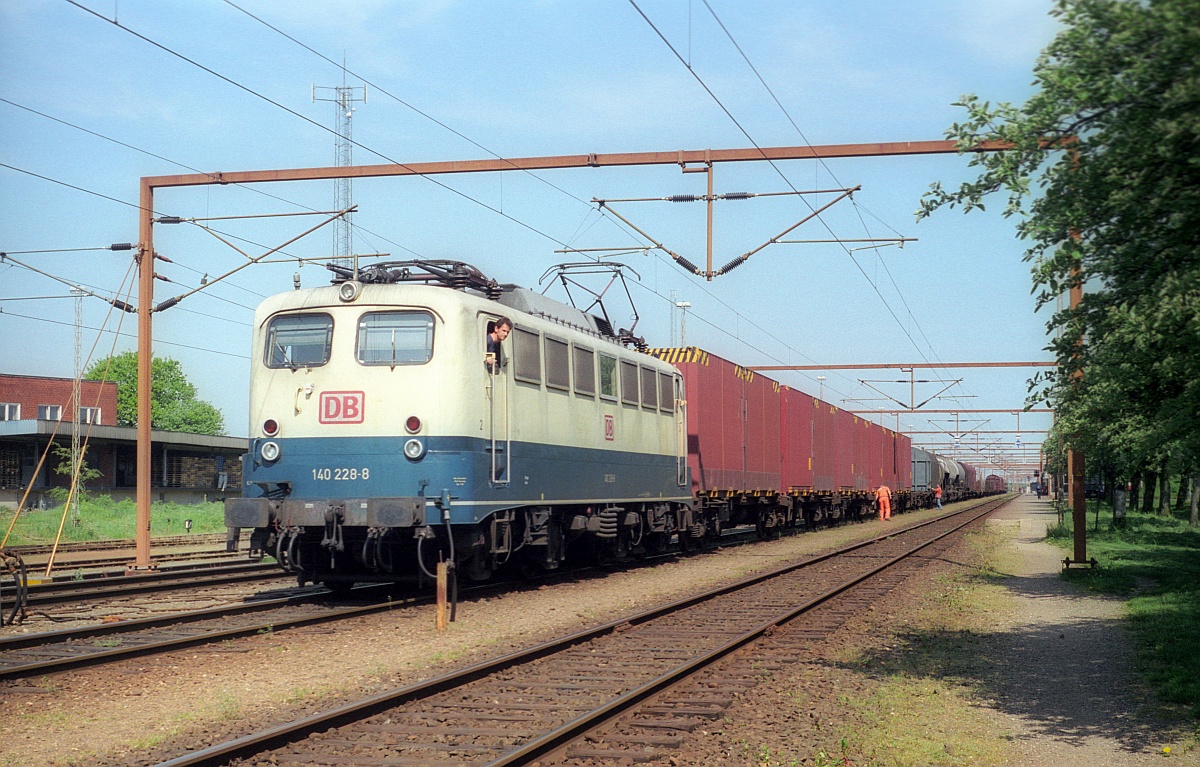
[225,261,693,589]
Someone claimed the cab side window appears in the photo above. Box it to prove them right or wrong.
[545,337,570,391]
[513,327,542,385]
[573,345,596,397]
[598,354,618,401]
[620,360,639,406]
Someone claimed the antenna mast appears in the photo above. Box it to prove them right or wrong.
[313,64,366,268]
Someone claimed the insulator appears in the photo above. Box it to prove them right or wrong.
[108,243,133,251]
[154,253,173,262]
[153,273,172,282]
[156,216,182,224]
[675,255,702,275]
[723,192,752,200]
[111,299,135,313]
[667,194,697,203]
[154,296,180,312]
[716,255,747,275]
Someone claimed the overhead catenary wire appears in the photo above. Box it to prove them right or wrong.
[0,97,429,263]
[219,0,637,246]
[0,308,249,360]
[630,0,978,413]
[63,0,575,251]
[698,0,976,408]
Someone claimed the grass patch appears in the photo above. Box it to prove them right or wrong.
[1048,502,1200,716]
[1,496,226,545]
[848,677,1008,767]
[819,528,1021,766]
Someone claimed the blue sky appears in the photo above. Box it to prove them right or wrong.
[0,0,1060,475]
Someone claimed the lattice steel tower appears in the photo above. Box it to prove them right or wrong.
[313,74,366,268]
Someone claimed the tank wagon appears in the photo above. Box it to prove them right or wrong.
[226,261,988,589]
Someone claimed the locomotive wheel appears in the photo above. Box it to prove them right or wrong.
[646,530,671,554]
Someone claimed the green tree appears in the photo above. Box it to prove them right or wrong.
[918,0,1200,511]
[84,352,226,435]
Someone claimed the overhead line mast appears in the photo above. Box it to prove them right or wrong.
[130,138,1011,568]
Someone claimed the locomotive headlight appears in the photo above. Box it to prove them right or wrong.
[337,281,361,302]
[403,438,425,460]
[260,440,281,462]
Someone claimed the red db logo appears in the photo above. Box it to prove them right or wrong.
[604,414,615,441]
[319,391,364,424]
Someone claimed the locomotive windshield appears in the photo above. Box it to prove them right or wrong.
[265,313,333,369]
[356,311,435,365]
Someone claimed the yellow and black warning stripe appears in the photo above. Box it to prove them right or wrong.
[645,347,710,365]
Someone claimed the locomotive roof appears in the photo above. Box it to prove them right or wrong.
[319,259,623,342]
[494,286,605,337]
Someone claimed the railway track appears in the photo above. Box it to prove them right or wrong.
[0,584,407,679]
[0,526,752,679]
[148,496,1009,767]
[3,532,232,557]
[1,560,284,610]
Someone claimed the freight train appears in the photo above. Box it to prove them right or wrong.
[225,261,988,589]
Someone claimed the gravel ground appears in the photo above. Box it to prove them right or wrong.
[1,497,1193,766]
[661,494,1197,766]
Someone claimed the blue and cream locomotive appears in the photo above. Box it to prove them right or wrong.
[225,261,693,588]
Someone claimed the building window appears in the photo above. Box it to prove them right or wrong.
[78,407,101,425]
[0,403,19,421]
[0,449,21,486]
[38,404,61,421]
[356,311,434,366]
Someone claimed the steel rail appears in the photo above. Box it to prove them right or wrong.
[1,562,281,609]
[151,497,1007,767]
[503,497,1007,766]
[0,586,421,679]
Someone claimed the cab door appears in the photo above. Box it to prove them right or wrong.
[674,374,688,487]
[484,318,510,485]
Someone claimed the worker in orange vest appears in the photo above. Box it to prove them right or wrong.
[934,484,943,510]
[876,484,892,521]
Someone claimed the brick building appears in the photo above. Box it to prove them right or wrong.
[0,374,245,507]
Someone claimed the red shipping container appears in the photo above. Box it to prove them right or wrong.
[834,409,857,490]
[896,432,913,490]
[742,367,782,491]
[656,348,781,494]
[779,386,815,490]
[867,422,885,489]
[812,397,837,491]
[879,428,898,489]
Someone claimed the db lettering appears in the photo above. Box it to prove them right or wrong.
[604,414,615,441]
[319,391,365,424]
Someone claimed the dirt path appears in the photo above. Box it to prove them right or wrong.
[982,494,1189,765]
